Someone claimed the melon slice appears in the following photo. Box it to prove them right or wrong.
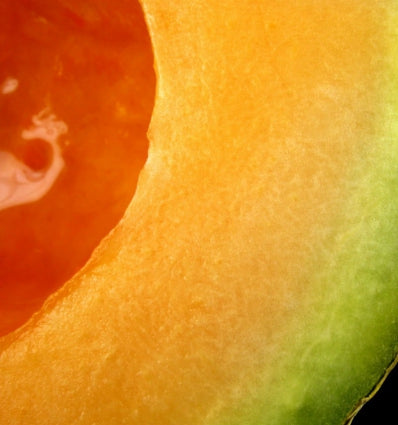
[0,1,398,425]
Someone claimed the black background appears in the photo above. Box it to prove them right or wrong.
[352,364,397,425]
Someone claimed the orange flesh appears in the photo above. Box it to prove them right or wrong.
[0,0,155,336]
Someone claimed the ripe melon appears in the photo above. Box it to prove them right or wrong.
[0,1,397,425]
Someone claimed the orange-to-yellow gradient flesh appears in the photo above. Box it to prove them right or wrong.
[0,2,398,425]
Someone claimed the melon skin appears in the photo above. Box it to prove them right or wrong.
[1,1,398,425]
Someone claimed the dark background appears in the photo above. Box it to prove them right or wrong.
[352,364,397,425]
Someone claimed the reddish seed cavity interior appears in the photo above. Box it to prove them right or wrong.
[0,0,155,336]
[20,139,53,171]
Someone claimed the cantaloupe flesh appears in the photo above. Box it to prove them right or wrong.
[0,1,398,425]
[0,0,155,336]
